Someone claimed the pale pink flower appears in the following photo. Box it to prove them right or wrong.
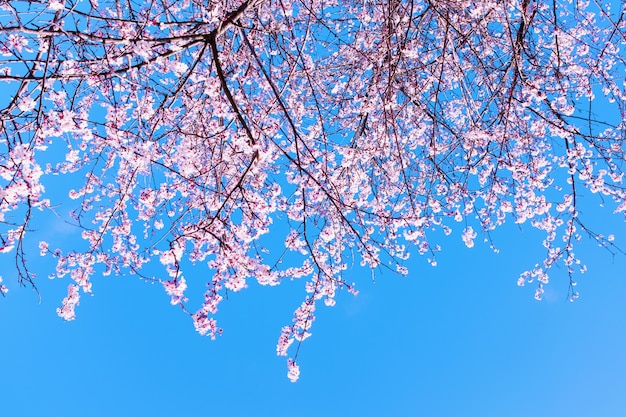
[163,277,187,305]
[462,226,477,248]
[17,96,35,112]
[56,285,80,321]
[7,34,28,53]
[276,326,294,356]
[0,244,14,254]
[48,0,64,11]
[39,241,49,256]
[287,359,300,383]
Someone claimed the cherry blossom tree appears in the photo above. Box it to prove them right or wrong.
[1,0,626,380]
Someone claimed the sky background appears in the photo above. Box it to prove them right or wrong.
[2,2,626,415]
[2,201,626,417]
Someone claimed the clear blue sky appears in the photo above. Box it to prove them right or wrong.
[2,207,626,416]
[2,2,626,414]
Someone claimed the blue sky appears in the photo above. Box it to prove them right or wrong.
[2,207,626,417]
[2,2,626,416]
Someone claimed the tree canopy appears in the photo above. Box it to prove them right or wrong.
[1,0,626,380]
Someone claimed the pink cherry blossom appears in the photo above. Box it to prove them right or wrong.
[56,285,80,321]
[163,278,188,305]
[1,0,626,380]
[287,358,300,383]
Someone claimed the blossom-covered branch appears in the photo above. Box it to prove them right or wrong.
[2,0,626,380]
